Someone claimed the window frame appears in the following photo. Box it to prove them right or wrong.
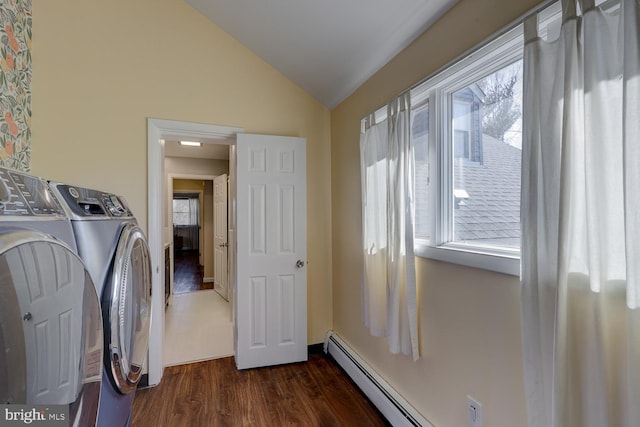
[412,97,432,243]
[411,22,525,276]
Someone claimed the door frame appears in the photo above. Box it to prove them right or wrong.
[147,118,243,386]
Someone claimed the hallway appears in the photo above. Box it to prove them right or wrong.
[164,290,233,366]
[173,249,214,294]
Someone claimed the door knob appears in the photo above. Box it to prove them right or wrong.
[296,260,305,269]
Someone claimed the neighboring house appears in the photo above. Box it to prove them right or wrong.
[412,85,521,248]
[412,85,484,164]
[452,85,485,163]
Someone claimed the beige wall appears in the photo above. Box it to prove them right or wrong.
[30,0,332,344]
[331,0,542,426]
[173,179,206,191]
[165,157,230,179]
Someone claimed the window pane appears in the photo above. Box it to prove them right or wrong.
[412,102,430,241]
[451,60,522,249]
[172,199,191,226]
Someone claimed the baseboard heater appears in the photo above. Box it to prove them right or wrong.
[323,331,434,427]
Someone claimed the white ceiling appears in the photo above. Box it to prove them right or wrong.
[186,0,459,109]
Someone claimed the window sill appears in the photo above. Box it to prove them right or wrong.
[414,241,520,276]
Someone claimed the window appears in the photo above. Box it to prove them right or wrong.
[451,61,522,250]
[360,1,562,275]
[409,15,528,275]
[172,198,191,226]
[173,194,200,251]
[172,196,199,226]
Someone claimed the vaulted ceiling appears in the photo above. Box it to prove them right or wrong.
[186,0,459,109]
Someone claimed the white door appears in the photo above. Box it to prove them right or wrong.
[235,134,307,369]
[214,174,229,300]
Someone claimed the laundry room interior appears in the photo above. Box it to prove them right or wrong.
[2,0,637,426]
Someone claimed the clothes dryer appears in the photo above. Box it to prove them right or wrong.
[49,183,152,427]
[0,167,103,427]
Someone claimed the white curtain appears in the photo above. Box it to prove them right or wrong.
[520,0,640,426]
[187,196,200,249]
[361,112,388,338]
[361,92,419,360]
[188,197,200,226]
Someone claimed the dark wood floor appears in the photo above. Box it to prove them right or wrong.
[173,250,213,294]
[132,352,390,427]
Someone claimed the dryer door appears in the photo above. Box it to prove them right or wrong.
[105,223,152,394]
[0,231,102,426]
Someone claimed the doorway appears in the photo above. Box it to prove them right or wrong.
[147,119,308,383]
[172,183,211,294]
[163,147,233,367]
[147,119,242,385]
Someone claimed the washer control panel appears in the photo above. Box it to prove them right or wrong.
[52,184,133,219]
[0,167,64,216]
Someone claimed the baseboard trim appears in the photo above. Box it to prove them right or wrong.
[308,343,324,356]
[324,331,433,427]
[137,373,149,389]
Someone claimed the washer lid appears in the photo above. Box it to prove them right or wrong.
[104,223,152,394]
[0,231,102,426]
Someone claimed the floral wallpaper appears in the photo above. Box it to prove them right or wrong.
[0,0,31,171]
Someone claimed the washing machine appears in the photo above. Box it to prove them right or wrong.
[49,183,152,427]
[0,167,103,427]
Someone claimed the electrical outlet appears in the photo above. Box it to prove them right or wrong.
[466,395,483,427]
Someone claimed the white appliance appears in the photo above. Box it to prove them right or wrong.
[49,183,152,427]
[0,167,103,427]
